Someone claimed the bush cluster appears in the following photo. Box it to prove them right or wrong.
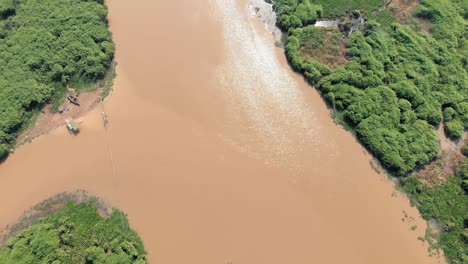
[401,159,468,263]
[274,0,323,30]
[274,0,467,175]
[0,202,147,263]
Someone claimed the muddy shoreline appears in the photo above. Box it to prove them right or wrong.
[0,190,113,247]
[14,64,116,150]
[0,0,445,263]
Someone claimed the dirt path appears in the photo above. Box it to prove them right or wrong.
[416,125,466,185]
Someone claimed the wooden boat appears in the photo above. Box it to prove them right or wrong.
[67,94,80,106]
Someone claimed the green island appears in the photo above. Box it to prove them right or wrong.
[271,0,467,262]
[0,195,147,264]
[0,0,115,160]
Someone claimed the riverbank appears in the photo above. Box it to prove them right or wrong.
[0,190,112,246]
[15,63,116,149]
[0,0,115,161]
[0,0,446,263]
[0,190,147,263]
[267,0,466,262]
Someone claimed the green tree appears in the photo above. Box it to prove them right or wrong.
[0,203,147,263]
[0,0,115,161]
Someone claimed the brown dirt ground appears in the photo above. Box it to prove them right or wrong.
[16,88,104,147]
[389,0,420,19]
[415,125,467,186]
[299,29,348,68]
[387,0,432,32]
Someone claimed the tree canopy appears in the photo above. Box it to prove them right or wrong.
[274,0,467,175]
[0,202,147,264]
[401,158,468,263]
[274,0,468,262]
[0,0,114,160]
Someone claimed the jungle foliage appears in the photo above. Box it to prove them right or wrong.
[401,158,468,263]
[274,0,467,176]
[0,202,147,264]
[0,0,114,160]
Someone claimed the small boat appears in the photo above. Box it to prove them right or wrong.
[67,94,80,106]
[65,119,80,134]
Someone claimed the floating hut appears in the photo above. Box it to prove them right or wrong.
[65,119,80,134]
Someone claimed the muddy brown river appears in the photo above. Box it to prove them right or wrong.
[0,0,444,263]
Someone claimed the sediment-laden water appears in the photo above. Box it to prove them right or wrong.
[0,1,443,263]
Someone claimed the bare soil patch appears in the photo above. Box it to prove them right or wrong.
[15,62,115,148]
[389,0,420,20]
[299,29,348,68]
[415,125,467,186]
[388,0,432,32]
[16,88,104,147]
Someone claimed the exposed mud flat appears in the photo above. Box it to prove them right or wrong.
[0,0,444,263]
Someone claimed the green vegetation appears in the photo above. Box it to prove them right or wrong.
[0,202,146,264]
[0,0,115,160]
[462,139,468,157]
[275,0,323,30]
[274,0,386,23]
[273,0,467,262]
[274,0,467,176]
[401,159,468,263]
[296,26,346,66]
[312,0,386,17]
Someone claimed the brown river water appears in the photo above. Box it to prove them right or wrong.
[0,0,444,263]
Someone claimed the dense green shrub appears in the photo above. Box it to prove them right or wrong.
[274,0,322,30]
[445,119,465,138]
[414,6,438,20]
[0,202,147,263]
[463,140,468,157]
[275,0,468,258]
[444,107,457,122]
[303,0,386,17]
[294,0,322,26]
[274,0,467,175]
[457,159,468,193]
[401,159,468,263]
[0,0,114,160]
[0,144,8,159]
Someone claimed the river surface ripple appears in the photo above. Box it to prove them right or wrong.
[0,0,444,263]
